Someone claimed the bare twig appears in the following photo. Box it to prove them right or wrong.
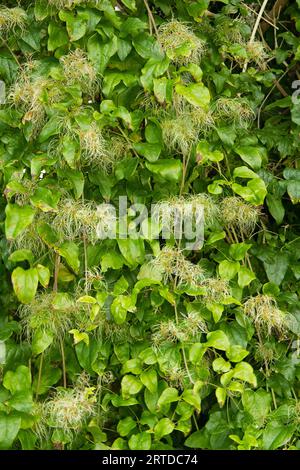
[143,0,159,36]
[242,0,269,73]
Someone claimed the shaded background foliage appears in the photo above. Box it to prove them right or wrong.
[0,0,300,450]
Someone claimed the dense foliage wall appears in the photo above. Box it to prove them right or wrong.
[0,0,300,450]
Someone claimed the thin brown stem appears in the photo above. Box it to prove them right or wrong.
[53,253,60,292]
[59,336,67,388]
[143,0,159,36]
[35,352,44,400]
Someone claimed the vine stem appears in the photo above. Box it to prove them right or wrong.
[59,336,67,388]
[53,253,60,292]
[242,0,269,73]
[143,0,159,36]
[35,352,44,400]
[173,291,195,385]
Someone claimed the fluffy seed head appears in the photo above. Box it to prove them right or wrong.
[78,123,115,170]
[9,61,61,138]
[60,49,98,96]
[244,294,287,337]
[0,6,27,36]
[153,247,205,287]
[246,41,268,69]
[200,278,230,304]
[52,198,101,243]
[161,115,198,155]
[213,97,255,128]
[165,366,188,388]
[43,381,97,435]
[158,20,206,65]
[18,292,89,339]
[221,196,260,237]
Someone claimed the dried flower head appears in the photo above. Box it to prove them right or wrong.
[161,115,198,155]
[19,292,92,339]
[0,6,27,36]
[215,16,246,46]
[152,319,187,347]
[42,380,97,436]
[153,247,205,287]
[221,196,260,237]
[158,20,206,65]
[77,123,115,170]
[153,193,219,235]
[213,97,255,128]
[244,294,287,337]
[165,366,188,388]
[9,61,61,137]
[246,41,268,69]
[52,198,100,243]
[60,49,98,96]
[254,341,277,367]
[200,278,230,304]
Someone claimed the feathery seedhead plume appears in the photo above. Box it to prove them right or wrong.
[42,377,97,436]
[158,20,206,65]
[221,196,260,237]
[244,294,287,337]
[0,6,27,36]
[153,247,205,287]
[60,49,98,96]
[213,97,255,128]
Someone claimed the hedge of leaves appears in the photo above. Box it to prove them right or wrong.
[1,0,300,451]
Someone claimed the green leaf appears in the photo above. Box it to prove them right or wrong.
[121,375,143,398]
[145,159,183,182]
[212,357,231,373]
[30,187,59,212]
[218,260,240,280]
[229,243,252,261]
[101,252,124,272]
[235,146,267,170]
[141,56,170,90]
[32,330,54,355]
[196,141,223,163]
[175,83,210,109]
[226,345,249,362]
[59,10,87,41]
[182,389,201,411]
[133,142,161,162]
[140,369,157,394]
[5,204,36,240]
[0,413,21,450]
[262,422,295,450]
[48,21,68,51]
[206,330,230,351]
[117,417,136,437]
[157,387,179,408]
[36,264,50,288]
[3,365,31,394]
[9,249,34,265]
[128,432,151,450]
[154,418,175,440]
[11,267,38,304]
[232,178,267,206]
[185,430,209,449]
[266,194,285,224]
[242,389,271,426]
[117,239,145,267]
[58,241,80,274]
[232,362,257,387]
[238,266,256,288]
[87,34,118,74]
[216,387,227,407]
